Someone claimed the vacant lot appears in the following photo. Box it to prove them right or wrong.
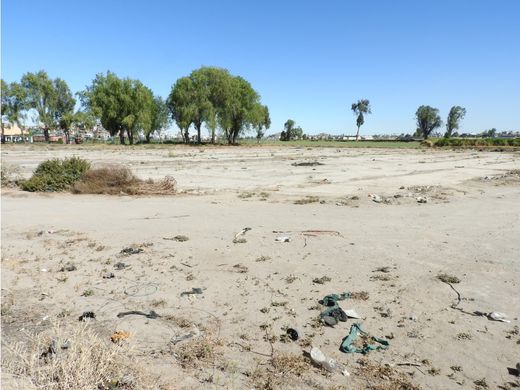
[2,145,519,389]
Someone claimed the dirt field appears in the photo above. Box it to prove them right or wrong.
[2,145,519,389]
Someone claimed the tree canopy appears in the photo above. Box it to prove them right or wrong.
[351,99,371,141]
[280,119,303,141]
[167,66,267,144]
[415,105,442,139]
[81,71,154,144]
[1,79,27,137]
[445,106,466,138]
[20,70,75,141]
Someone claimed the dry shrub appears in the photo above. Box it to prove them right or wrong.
[271,353,308,376]
[172,335,222,368]
[356,359,419,390]
[1,321,157,390]
[72,165,176,195]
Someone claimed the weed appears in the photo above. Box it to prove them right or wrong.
[474,378,488,388]
[312,276,331,284]
[82,289,94,297]
[21,157,90,192]
[437,273,461,284]
[294,196,320,205]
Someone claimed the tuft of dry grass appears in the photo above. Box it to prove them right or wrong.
[356,359,420,390]
[172,335,222,368]
[71,165,176,195]
[437,273,460,284]
[1,321,157,389]
[350,291,370,300]
[271,353,308,376]
[294,196,320,205]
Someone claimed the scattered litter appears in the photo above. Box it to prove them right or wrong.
[120,247,143,256]
[292,161,324,167]
[232,264,249,273]
[234,227,251,241]
[41,268,48,272]
[475,311,511,323]
[340,323,389,354]
[373,266,391,273]
[116,310,159,319]
[313,276,331,284]
[180,287,203,297]
[110,331,131,343]
[163,235,189,242]
[344,309,361,319]
[286,327,302,341]
[233,237,247,244]
[59,262,77,272]
[41,338,70,359]
[368,193,382,203]
[275,236,291,243]
[78,311,96,321]
[319,292,350,326]
[416,196,427,203]
[103,272,115,279]
[170,328,201,345]
[310,346,350,375]
[114,262,128,270]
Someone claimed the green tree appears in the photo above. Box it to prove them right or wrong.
[351,99,371,141]
[415,105,442,139]
[145,96,170,143]
[167,76,194,143]
[445,106,466,138]
[81,71,153,145]
[254,105,270,143]
[54,78,76,143]
[281,119,295,141]
[1,80,27,139]
[20,71,57,142]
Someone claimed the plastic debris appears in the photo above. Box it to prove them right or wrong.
[181,287,203,297]
[416,196,427,203]
[116,310,159,319]
[111,331,131,343]
[78,311,96,321]
[286,327,302,341]
[114,262,128,270]
[170,328,201,345]
[310,346,350,376]
[103,272,115,279]
[275,236,291,242]
[120,247,143,256]
[340,323,389,354]
[368,194,382,203]
[488,312,510,323]
[344,309,361,319]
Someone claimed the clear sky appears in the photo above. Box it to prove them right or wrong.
[2,0,519,136]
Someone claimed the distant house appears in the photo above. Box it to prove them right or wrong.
[1,122,32,143]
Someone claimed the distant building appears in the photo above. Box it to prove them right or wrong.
[1,122,32,143]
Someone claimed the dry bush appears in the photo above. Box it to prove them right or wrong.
[1,164,23,188]
[1,321,157,390]
[71,165,176,195]
[172,334,222,368]
[356,359,419,390]
[271,353,308,376]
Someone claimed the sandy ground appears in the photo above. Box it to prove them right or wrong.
[1,145,520,389]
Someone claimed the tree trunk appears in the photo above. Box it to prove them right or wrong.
[145,133,151,143]
[126,129,134,145]
[196,124,201,144]
[44,127,50,142]
[211,128,215,144]
[355,126,360,142]
[119,128,125,145]
[184,129,190,143]
[65,130,70,144]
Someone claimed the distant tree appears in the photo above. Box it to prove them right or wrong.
[481,128,497,138]
[167,76,194,143]
[281,119,295,141]
[53,78,76,143]
[146,96,170,143]
[445,106,466,138]
[81,71,153,145]
[254,105,270,143]
[1,79,27,139]
[351,99,371,141]
[415,105,442,139]
[20,71,58,141]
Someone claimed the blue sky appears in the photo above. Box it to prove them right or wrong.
[2,0,519,135]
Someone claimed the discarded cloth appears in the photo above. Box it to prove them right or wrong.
[340,323,389,354]
[319,292,351,325]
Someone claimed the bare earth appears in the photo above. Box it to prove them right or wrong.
[2,145,519,389]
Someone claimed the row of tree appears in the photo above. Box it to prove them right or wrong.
[1,67,270,145]
[415,105,466,139]
[1,69,468,144]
